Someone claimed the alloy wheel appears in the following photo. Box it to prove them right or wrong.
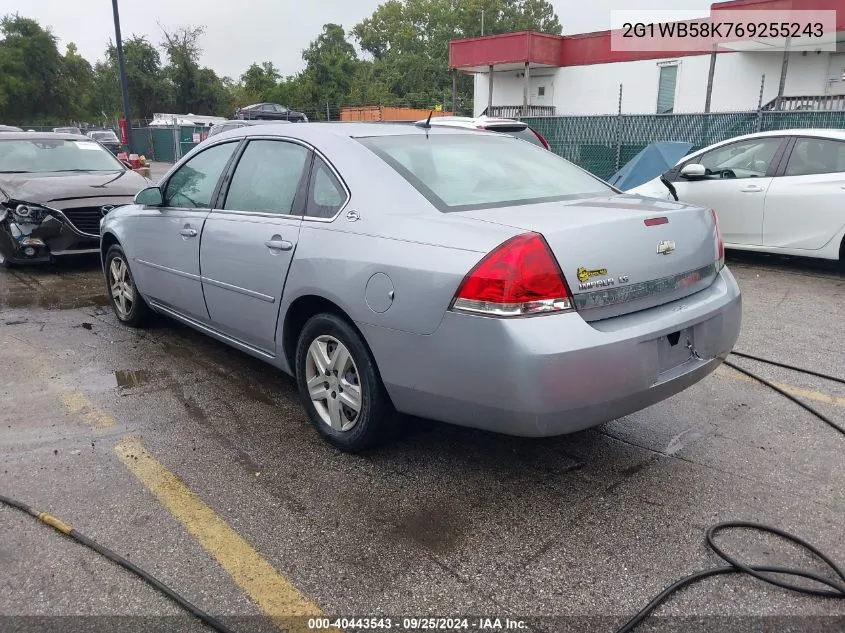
[304,335,362,432]
[109,256,134,318]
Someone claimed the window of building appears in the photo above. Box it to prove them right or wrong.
[537,86,545,97]
[656,64,678,114]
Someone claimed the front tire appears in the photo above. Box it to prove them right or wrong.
[295,313,396,452]
[104,244,151,328]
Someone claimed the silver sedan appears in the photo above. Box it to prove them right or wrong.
[100,122,742,452]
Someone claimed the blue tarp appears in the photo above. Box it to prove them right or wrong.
[608,142,693,191]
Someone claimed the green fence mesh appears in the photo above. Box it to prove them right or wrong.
[524,110,845,180]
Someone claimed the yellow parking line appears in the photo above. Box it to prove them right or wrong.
[115,437,322,631]
[4,336,117,431]
[716,366,845,408]
[58,390,117,430]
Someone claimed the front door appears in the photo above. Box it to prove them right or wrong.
[130,140,239,322]
[200,138,312,353]
[671,136,786,246]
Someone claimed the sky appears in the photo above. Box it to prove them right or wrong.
[0,0,714,80]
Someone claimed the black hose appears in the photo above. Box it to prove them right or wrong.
[0,494,237,633]
[723,359,845,435]
[615,354,845,633]
[730,350,845,386]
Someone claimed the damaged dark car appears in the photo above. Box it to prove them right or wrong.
[0,132,149,267]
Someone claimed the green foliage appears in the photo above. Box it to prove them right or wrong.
[0,0,561,125]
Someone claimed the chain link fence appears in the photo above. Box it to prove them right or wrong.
[523,109,845,181]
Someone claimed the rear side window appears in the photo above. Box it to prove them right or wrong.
[223,140,309,214]
[358,134,612,212]
[306,157,347,219]
[784,137,845,176]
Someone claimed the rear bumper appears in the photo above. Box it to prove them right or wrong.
[361,267,742,437]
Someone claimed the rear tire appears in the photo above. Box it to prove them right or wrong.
[104,244,151,328]
[295,313,396,452]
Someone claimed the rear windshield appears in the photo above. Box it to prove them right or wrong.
[357,134,612,212]
[504,126,545,147]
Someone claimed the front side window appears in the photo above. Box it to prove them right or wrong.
[306,157,347,218]
[163,142,237,209]
[784,137,845,176]
[692,138,782,180]
[0,138,126,173]
[223,140,310,214]
[358,134,613,212]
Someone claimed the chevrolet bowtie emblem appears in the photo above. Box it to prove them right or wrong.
[657,240,676,255]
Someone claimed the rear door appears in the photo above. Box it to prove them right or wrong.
[199,138,311,353]
[130,140,239,322]
[763,135,845,250]
[668,136,788,246]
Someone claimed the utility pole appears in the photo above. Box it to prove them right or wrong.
[111,0,133,150]
[481,9,485,36]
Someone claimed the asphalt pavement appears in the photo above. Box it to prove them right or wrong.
[1,249,844,633]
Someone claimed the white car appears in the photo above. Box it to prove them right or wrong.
[415,115,551,149]
[628,129,845,266]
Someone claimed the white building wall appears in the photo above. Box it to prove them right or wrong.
[475,51,837,116]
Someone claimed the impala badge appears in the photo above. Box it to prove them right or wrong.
[657,240,676,255]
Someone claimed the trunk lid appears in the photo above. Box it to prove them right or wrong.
[458,194,720,322]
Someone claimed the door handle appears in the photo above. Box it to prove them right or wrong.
[265,238,293,251]
[179,227,198,238]
[739,185,764,192]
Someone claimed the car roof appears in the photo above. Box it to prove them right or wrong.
[207,122,486,142]
[0,132,93,141]
[710,128,845,144]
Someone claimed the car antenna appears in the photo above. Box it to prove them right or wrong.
[415,110,434,136]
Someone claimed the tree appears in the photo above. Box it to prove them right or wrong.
[299,24,360,113]
[352,0,561,107]
[0,14,66,123]
[240,61,280,100]
[56,43,94,122]
[159,24,227,115]
[105,36,172,119]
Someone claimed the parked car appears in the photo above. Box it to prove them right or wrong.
[207,119,290,140]
[235,103,308,122]
[86,129,122,154]
[54,126,83,135]
[628,129,845,266]
[100,122,741,452]
[0,132,149,267]
[0,125,23,132]
[415,115,551,149]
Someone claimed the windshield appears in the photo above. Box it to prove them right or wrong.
[90,131,119,142]
[358,133,613,212]
[0,138,125,173]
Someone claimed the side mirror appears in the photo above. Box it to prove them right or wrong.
[680,163,707,179]
[134,186,163,207]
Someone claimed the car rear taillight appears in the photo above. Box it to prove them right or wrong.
[450,232,573,317]
[711,208,725,271]
[531,127,551,150]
